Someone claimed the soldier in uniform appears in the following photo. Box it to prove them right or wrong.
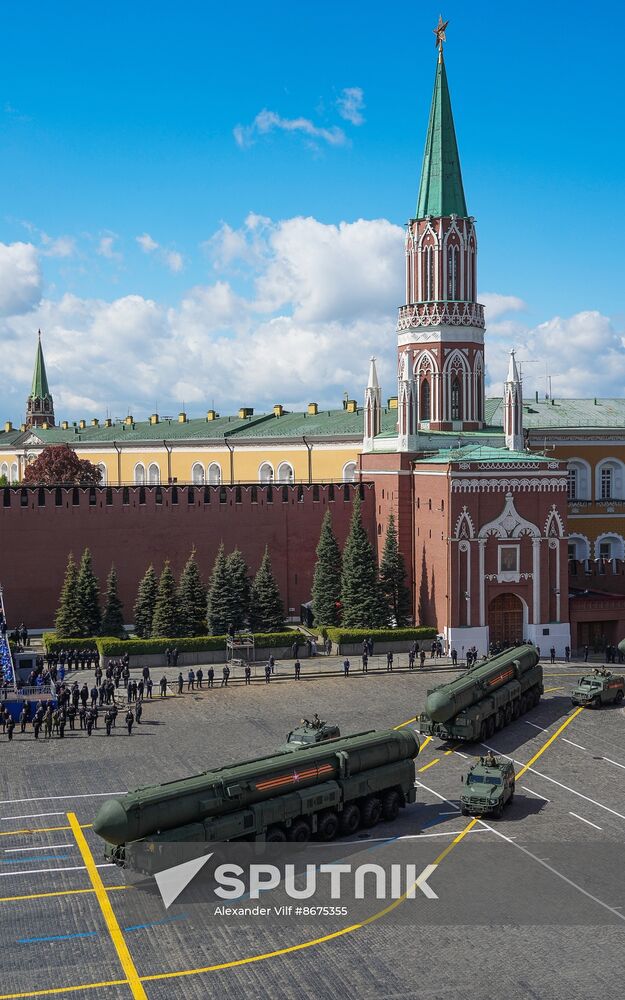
[264,663,271,684]
[294,659,301,680]
[196,668,204,689]
[146,677,153,698]
[386,651,393,671]
[125,708,134,735]
[177,672,184,695]
[362,651,368,673]
[6,716,15,741]
[86,713,94,736]
[222,665,230,687]
[33,715,41,739]
[135,700,143,724]
[19,702,29,733]
[68,703,77,730]
[312,713,321,729]
[160,675,168,697]
[343,657,350,677]
[207,667,214,688]
[105,710,113,736]
[244,664,251,685]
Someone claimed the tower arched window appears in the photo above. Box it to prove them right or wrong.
[424,246,434,300]
[420,380,431,421]
[475,370,483,421]
[451,376,462,421]
[447,245,458,300]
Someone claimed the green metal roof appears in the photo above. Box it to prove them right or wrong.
[416,52,467,220]
[30,334,51,400]
[412,444,554,465]
[488,396,625,430]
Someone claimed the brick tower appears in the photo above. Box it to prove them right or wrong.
[26,331,55,429]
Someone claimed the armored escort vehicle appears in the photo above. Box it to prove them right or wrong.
[571,668,625,708]
[460,754,515,818]
[279,717,340,752]
[93,727,419,875]
[418,643,542,741]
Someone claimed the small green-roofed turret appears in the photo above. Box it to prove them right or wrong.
[416,50,467,220]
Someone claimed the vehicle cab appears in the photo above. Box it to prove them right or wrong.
[279,719,340,752]
[460,755,515,818]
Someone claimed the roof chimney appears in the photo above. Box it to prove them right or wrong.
[61,420,69,430]
[307,402,318,415]
[150,413,159,425]
[4,421,12,433]
[178,412,187,423]
[273,404,284,417]
[125,415,134,425]
[104,418,112,428]
[79,419,86,430]
[91,418,99,427]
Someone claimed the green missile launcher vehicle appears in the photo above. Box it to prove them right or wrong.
[93,728,419,875]
[417,643,542,742]
[571,668,625,707]
[278,717,340,752]
[460,754,515,818]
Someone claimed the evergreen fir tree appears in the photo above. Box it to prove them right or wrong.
[249,547,285,632]
[133,565,157,638]
[206,543,232,635]
[151,561,179,638]
[76,548,101,637]
[379,513,411,626]
[340,494,384,628]
[54,552,81,638]
[177,549,207,637]
[311,510,342,626]
[225,548,251,630]
[100,565,125,637]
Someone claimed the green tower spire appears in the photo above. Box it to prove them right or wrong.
[31,331,51,400]
[416,50,468,220]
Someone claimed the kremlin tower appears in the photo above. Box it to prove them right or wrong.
[26,332,55,429]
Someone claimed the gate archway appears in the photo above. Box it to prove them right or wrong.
[488,593,524,647]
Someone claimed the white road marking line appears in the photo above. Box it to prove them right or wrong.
[525,722,548,732]
[0,793,125,807]
[523,766,625,822]
[569,812,602,831]
[4,844,74,853]
[562,739,586,750]
[438,810,460,815]
[521,786,550,802]
[453,750,468,759]
[415,781,460,810]
[0,863,115,878]
[602,757,625,770]
[479,820,625,922]
[0,812,65,822]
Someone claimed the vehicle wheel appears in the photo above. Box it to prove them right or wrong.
[504,704,512,725]
[534,688,542,707]
[317,810,339,841]
[461,806,469,816]
[340,804,361,836]
[494,801,504,820]
[511,700,520,720]
[496,711,505,731]
[486,716,496,738]
[615,690,624,703]
[360,796,382,828]
[287,819,311,843]
[519,696,528,715]
[480,721,488,741]
[382,790,402,822]
[266,825,287,843]
[592,697,601,709]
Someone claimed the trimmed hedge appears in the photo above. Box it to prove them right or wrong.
[97,631,307,657]
[325,627,437,645]
[43,634,108,653]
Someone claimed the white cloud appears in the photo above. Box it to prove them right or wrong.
[136,233,159,253]
[0,241,42,316]
[40,233,76,258]
[336,87,365,126]
[136,233,183,272]
[2,215,624,425]
[234,109,347,150]
[97,235,121,260]
[481,292,526,322]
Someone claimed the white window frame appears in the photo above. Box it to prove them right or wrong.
[147,463,160,485]
[342,461,357,483]
[207,462,221,485]
[276,462,294,484]
[258,462,274,483]
[498,544,520,575]
[192,463,205,485]
[133,463,146,485]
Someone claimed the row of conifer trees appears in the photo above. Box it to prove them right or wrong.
[54,545,285,639]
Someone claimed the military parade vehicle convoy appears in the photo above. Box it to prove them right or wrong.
[571,669,625,707]
[417,643,542,741]
[93,728,419,875]
[460,754,515,818]
[278,717,340,752]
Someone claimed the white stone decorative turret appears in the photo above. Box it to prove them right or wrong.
[397,349,418,452]
[363,356,382,452]
[503,349,523,451]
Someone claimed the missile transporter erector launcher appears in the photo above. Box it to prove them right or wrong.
[417,644,542,742]
[93,728,419,875]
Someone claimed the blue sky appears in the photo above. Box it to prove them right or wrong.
[1,0,624,421]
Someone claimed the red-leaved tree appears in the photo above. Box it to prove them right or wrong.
[22,444,103,485]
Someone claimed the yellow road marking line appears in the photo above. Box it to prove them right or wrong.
[67,813,147,1000]
[419,734,432,752]
[0,981,129,999]
[393,716,416,730]
[544,686,563,692]
[515,706,584,781]
[433,816,479,865]
[0,823,92,838]
[0,885,129,904]
[444,743,462,756]
[418,758,439,773]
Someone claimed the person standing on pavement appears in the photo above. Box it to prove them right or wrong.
[196,668,203,689]
[187,669,195,691]
[207,667,214,688]
[177,672,184,695]
[550,646,556,664]
[125,708,134,734]
[265,663,271,684]
[135,701,143,724]
[343,657,350,677]
[362,651,368,673]
[222,665,230,687]
[244,664,251,685]
[386,652,393,672]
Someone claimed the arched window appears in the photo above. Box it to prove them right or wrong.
[595,533,625,561]
[147,463,160,485]
[595,459,623,501]
[447,245,458,300]
[420,380,431,421]
[0,462,8,479]
[192,463,205,485]
[10,462,18,482]
[475,368,483,421]
[451,376,462,421]
[277,462,294,484]
[424,246,434,300]
[568,535,590,561]
[97,463,107,485]
[258,462,273,483]
[567,459,591,501]
[342,461,357,483]
[207,463,221,485]
[134,463,146,485]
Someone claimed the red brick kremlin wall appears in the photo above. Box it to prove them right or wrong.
[0,483,375,629]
